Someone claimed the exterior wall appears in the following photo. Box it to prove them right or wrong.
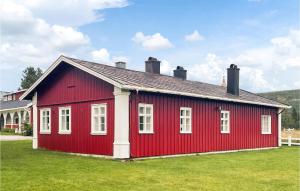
[15,90,26,100]
[129,92,278,158]
[37,64,115,156]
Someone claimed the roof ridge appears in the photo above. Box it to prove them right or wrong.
[65,56,225,89]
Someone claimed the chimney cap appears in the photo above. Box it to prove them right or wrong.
[148,57,158,61]
[229,64,239,70]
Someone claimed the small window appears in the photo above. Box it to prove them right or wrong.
[221,110,230,133]
[40,108,51,134]
[91,104,107,135]
[180,107,192,133]
[261,115,271,134]
[59,106,71,134]
[138,103,153,133]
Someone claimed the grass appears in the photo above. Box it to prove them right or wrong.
[1,141,299,191]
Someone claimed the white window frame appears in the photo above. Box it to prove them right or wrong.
[138,103,154,134]
[261,115,271,134]
[180,107,192,134]
[58,106,71,134]
[221,110,230,134]
[39,108,51,134]
[91,104,107,135]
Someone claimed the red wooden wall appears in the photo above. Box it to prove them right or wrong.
[129,92,278,158]
[37,63,115,156]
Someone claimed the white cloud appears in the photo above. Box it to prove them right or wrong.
[0,0,128,76]
[1,0,129,26]
[132,32,173,51]
[160,59,172,75]
[91,48,110,63]
[185,29,300,92]
[91,49,129,66]
[185,30,204,42]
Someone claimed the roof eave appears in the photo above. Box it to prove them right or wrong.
[122,85,291,109]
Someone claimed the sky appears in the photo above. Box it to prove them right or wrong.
[0,0,299,93]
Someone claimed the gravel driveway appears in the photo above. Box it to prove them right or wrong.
[0,135,32,141]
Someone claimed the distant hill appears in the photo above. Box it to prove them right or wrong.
[258,89,300,129]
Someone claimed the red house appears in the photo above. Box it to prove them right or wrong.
[20,55,289,159]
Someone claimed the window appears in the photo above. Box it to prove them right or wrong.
[138,104,153,133]
[40,108,51,134]
[59,106,71,134]
[261,115,271,134]
[180,107,192,133]
[91,104,107,135]
[221,110,230,133]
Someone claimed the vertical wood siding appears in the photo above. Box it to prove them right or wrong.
[130,92,278,158]
[37,63,115,156]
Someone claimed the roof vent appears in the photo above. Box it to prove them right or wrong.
[173,66,187,80]
[145,57,160,74]
[227,64,239,96]
[115,61,126,69]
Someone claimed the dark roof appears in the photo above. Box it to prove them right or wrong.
[0,100,31,110]
[66,57,288,108]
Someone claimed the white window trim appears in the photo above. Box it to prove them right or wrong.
[58,106,71,134]
[138,103,154,134]
[261,115,272,134]
[180,107,192,134]
[221,110,230,134]
[39,108,51,134]
[91,104,107,135]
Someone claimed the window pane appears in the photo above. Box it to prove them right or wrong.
[180,110,185,116]
[186,118,190,125]
[186,110,190,116]
[146,107,151,114]
[139,107,144,114]
[139,123,144,131]
[66,116,69,130]
[180,118,184,125]
[146,123,151,131]
[101,116,105,124]
[100,107,105,115]
[62,116,65,130]
[62,110,65,115]
[94,117,99,131]
[139,116,144,124]
[146,116,151,123]
[94,107,99,115]
[101,123,105,131]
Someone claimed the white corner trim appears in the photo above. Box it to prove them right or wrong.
[32,92,38,149]
[113,87,131,159]
[278,108,283,147]
[20,55,123,100]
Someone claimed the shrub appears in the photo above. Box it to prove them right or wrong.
[23,123,33,136]
[1,128,15,134]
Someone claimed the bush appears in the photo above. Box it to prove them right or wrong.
[1,128,15,133]
[23,123,33,136]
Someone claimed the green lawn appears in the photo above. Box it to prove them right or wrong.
[1,141,299,191]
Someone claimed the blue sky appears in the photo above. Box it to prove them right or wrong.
[1,0,299,93]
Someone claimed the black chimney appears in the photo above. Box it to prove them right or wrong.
[173,66,187,80]
[227,64,240,96]
[145,57,160,74]
[115,61,126,69]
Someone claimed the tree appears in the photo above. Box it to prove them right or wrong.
[20,67,43,89]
